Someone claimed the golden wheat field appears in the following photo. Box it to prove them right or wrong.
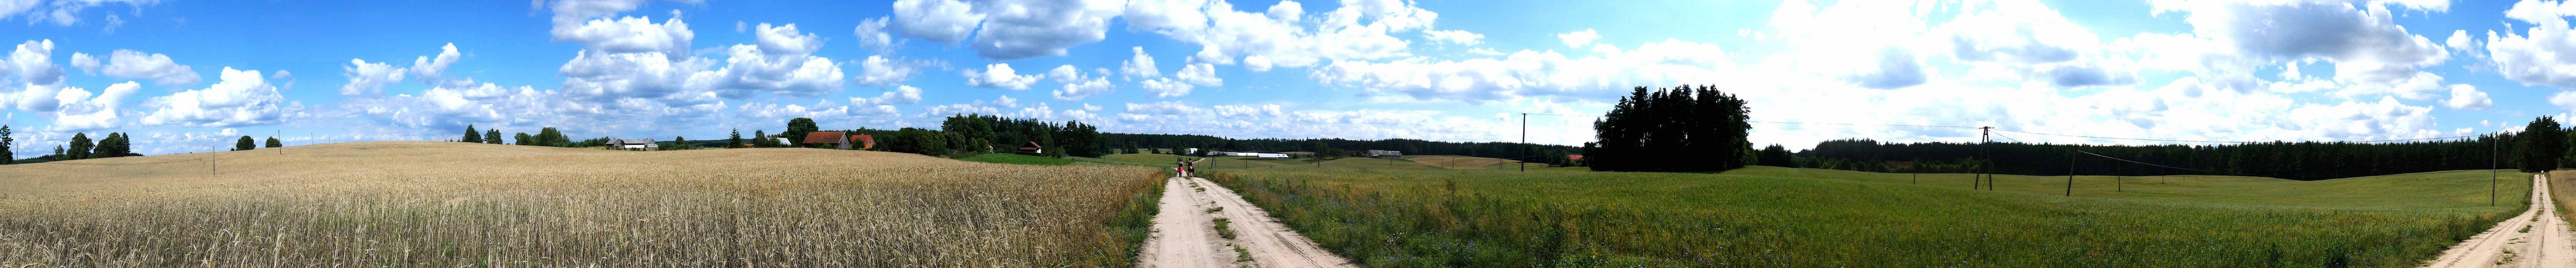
[0,142,1164,266]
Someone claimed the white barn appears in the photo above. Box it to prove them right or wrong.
[609,138,659,151]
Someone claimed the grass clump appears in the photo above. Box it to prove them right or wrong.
[1212,217,1238,240]
[1206,166,2527,267]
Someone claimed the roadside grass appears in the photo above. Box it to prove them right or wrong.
[1205,166,2528,267]
[2550,170,2575,224]
[959,153,1077,166]
[0,142,1163,266]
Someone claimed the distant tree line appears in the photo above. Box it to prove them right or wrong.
[454,125,598,148]
[1783,116,2576,180]
[1,129,139,164]
[1790,138,2511,181]
[1093,133,1581,165]
[427,114,1578,165]
[1584,85,1752,172]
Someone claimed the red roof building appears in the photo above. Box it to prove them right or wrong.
[853,134,876,150]
[801,131,852,150]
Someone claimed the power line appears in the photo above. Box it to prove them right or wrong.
[1994,129,2488,144]
[1748,121,1981,129]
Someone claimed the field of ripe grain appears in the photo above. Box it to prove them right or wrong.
[1206,166,2528,267]
[0,142,1164,266]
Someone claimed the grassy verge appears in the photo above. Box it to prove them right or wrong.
[1082,172,1167,266]
[959,153,1077,166]
[1206,166,2526,267]
[2550,170,2574,225]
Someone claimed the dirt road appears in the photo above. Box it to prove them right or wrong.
[2424,174,2574,268]
[1138,176,1354,267]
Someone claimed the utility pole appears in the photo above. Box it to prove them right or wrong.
[2066,148,2075,197]
[1518,113,1562,173]
[2493,133,2499,206]
[1981,126,1993,190]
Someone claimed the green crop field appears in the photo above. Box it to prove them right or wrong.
[1202,166,2531,267]
[957,153,1077,166]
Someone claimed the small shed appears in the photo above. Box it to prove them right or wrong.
[609,138,658,151]
[1016,142,1044,155]
[802,131,851,150]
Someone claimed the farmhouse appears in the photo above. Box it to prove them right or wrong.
[1017,142,1044,155]
[853,134,876,150]
[1365,150,1403,158]
[608,138,658,151]
[802,131,852,150]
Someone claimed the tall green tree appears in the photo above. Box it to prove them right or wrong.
[485,129,503,144]
[536,127,569,147]
[93,132,129,158]
[752,130,779,147]
[234,136,256,151]
[785,117,819,146]
[729,129,744,148]
[0,125,12,164]
[2527,116,2567,173]
[66,132,92,159]
[673,136,690,150]
[266,137,283,148]
[514,132,533,146]
[463,124,482,143]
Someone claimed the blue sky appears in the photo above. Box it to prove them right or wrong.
[2,0,2574,156]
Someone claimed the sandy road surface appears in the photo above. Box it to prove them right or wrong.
[1138,176,1355,267]
[2424,174,2575,268]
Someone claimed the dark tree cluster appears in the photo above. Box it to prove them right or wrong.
[866,114,1103,158]
[1585,85,1752,172]
[2524,116,2566,173]
[57,132,137,159]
